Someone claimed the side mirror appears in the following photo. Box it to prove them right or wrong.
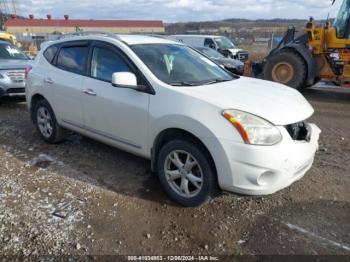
[112,72,138,89]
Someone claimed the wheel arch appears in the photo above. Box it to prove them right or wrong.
[151,128,218,179]
[29,93,46,123]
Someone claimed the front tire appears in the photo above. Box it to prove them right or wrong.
[263,49,307,90]
[34,99,67,143]
[157,140,217,207]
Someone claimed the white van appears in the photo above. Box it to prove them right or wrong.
[171,35,249,61]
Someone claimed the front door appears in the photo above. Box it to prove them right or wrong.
[82,42,150,152]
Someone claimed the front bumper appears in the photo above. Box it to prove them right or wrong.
[0,86,25,97]
[218,123,321,195]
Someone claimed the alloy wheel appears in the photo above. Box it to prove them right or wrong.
[164,150,204,198]
[37,107,53,138]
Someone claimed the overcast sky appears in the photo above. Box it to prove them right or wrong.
[16,0,342,22]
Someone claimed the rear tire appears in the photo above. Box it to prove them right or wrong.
[34,99,67,143]
[157,140,218,207]
[263,49,307,90]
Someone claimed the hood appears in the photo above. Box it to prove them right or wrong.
[183,77,314,126]
[0,59,32,70]
[214,57,244,68]
[228,48,246,55]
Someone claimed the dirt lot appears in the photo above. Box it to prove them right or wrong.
[0,86,349,258]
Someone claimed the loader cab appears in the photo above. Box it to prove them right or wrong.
[333,0,350,38]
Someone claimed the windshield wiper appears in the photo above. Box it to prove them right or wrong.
[202,78,231,85]
[170,79,231,86]
[169,81,198,86]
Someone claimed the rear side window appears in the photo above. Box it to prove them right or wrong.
[43,45,58,63]
[57,46,88,74]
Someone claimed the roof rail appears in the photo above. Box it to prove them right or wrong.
[59,31,122,41]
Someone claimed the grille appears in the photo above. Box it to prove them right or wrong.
[285,122,311,142]
[238,52,249,62]
[6,70,25,82]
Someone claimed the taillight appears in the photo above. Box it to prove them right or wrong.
[25,66,32,80]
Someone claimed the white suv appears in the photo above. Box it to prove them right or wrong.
[26,33,321,206]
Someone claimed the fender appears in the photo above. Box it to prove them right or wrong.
[148,114,235,188]
[285,44,319,86]
[149,115,219,153]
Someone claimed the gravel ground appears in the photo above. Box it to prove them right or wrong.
[0,86,349,258]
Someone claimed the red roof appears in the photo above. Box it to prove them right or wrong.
[5,18,164,28]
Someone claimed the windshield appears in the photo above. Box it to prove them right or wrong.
[131,44,234,86]
[196,47,225,59]
[214,37,235,50]
[334,0,350,38]
[0,42,29,60]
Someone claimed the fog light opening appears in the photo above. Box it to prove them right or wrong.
[257,171,278,186]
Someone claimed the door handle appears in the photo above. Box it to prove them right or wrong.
[83,89,97,96]
[44,78,54,84]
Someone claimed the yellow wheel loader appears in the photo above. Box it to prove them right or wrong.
[244,0,350,89]
[0,31,17,45]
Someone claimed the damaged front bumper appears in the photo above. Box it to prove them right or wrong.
[219,123,321,195]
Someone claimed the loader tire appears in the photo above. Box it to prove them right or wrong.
[263,49,307,90]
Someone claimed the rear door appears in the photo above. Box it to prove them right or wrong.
[81,41,150,152]
[50,41,90,126]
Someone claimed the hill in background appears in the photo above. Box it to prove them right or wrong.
[165,18,329,46]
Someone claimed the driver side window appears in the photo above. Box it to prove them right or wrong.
[91,46,131,82]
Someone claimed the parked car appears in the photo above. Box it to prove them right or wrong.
[171,35,249,62]
[26,33,321,207]
[0,40,32,99]
[194,46,244,75]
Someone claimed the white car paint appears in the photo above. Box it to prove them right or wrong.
[26,34,321,196]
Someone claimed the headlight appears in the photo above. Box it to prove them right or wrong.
[222,109,282,145]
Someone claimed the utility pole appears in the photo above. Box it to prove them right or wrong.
[0,0,6,30]
[1,0,9,14]
[271,31,274,49]
[0,0,17,30]
[11,0,16,15]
